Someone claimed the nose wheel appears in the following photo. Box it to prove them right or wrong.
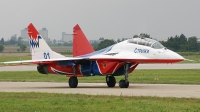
[119,80,129,88]
[119,63,130,88]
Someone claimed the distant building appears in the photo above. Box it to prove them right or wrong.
[21,27,52,44]
[39,28,52,44]
[99,37,104,41]
[10,34,17,41]
[39,28,48,40]
[21,28,29,41]
[61,32,73,42]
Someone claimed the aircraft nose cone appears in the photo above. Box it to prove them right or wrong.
[177,53,184,60]
[173,52,185,62]
[167,50,184,62]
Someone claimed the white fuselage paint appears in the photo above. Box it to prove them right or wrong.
[90,39,184,62]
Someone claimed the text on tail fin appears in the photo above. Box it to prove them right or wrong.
[27,23,65,60]
[28,23,42,49]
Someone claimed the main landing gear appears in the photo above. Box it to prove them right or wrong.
[69,76,78,88]
[106,76,116,87]
[68,65,78,88]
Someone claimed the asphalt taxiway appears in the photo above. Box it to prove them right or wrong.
[0,63,200,98]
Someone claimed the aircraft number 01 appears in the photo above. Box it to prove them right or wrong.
[44,52,50,59]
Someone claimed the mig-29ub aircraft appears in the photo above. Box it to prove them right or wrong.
[2,23,184,88]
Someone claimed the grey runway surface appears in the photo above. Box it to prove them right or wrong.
[0,82,200,98]
[0,63,200,71]
[0,64,200,98]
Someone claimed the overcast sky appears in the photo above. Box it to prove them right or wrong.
[0,0,200,41]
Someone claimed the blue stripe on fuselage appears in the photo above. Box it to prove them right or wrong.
[80,64,91,76]
[91,61,102,75]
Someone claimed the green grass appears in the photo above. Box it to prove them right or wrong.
[0,53,31,62]
[0,53,72,63]
[0,69,200,111]
[0,92,199,112]
[178,52,200,63]
[0,69,200,84]
[182,55,200,62]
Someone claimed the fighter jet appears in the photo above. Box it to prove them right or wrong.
[2,23,184,88]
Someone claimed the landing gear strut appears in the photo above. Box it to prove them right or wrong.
[119,63,130,88]
[106,76,116,87]
[68,65,78,88]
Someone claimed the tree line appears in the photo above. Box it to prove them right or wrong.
[0,37,27,46]
[0,37,27,52]
[161,34,199,52]
[94,34,200,52]
[0,33,199,53]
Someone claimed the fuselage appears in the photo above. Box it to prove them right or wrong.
[23,23,185,88]
[89,38,184,63]
[38,37,184,76]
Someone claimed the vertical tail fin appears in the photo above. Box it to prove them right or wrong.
[73,24,94,57]
[28,23,65,60]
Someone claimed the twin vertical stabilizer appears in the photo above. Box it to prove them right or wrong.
[28,23,65,60]
[73,24,94,57]
[28,23,94,59]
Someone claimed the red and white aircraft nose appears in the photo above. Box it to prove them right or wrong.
[170,51,185,62]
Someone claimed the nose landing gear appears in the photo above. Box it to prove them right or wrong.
[119,63,138,88]
[119,79,129,88]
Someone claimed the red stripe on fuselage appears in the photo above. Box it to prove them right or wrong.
[91,59,183,63]
[47,63,81,75]
[96,60,124,75]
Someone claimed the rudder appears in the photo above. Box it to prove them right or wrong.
[73,24,94,57]
[28,23,65,60]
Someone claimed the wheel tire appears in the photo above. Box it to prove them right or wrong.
[119,80,125,88]
[68,76,78,88]
[125,81,129,88]
[106,76,116,87]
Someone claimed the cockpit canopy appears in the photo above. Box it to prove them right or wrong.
[127,38,165,49]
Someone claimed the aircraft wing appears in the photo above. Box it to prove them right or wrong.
[1,57,84,64]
